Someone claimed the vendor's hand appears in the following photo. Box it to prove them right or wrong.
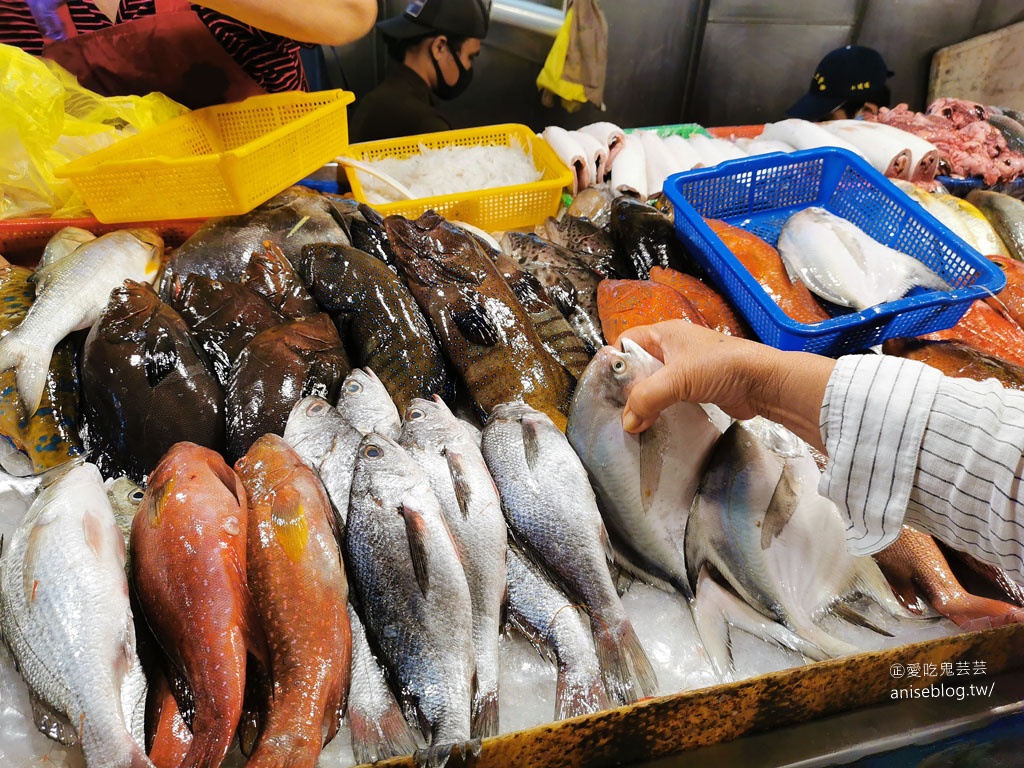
[619,320,835,453]
[27,0,68,41]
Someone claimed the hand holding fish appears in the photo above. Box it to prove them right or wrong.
[619,321,835,451]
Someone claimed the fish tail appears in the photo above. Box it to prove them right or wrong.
[554,661,609,720]
[471,687,499,739]
[179,730,235,768]
[244,737,320,768]
[414,737,482,768]
[853,558,921,620]
[0,331,48,416]
[592,616,658,705]
[349,699,419,765]
[692,569,738,682]
[128,743,156,768]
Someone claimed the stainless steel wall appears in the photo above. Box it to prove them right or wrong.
[326,0,1024,133]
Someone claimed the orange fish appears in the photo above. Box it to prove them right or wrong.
[874,526,1023,628]
[922,299,1024,368]
[705,218,830,324]
[883,337,1024,390]
[597,279,708,346]
[145,667,192,768]
[985,254,1024,329]
[234,434,352,768]
[649,266,751,338]
[131,442,263,768]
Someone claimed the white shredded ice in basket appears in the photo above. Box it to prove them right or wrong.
[356,140,544,204]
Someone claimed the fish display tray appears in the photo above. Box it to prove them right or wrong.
[340,124,574,232]
[54,90,354,223]
[664,147,1007,356]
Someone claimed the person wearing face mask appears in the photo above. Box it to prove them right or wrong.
[349,0,489,142]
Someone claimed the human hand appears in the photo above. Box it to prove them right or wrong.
[27,0,67,41]
[619,321,775,433]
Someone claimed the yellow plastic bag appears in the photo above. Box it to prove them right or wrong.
[535,0,608,113]
[0,43,187,219]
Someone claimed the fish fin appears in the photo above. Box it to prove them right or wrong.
[29,693,79,747]
[691,568,738,682]
[349,693,419,764]
[637,429,663,516]
[416,738,482,768]
[0,331,50,416]
[590,615,658,705]
[519,411,546,474]
[761,460,801,550]
[830,600,894,637]
[451,302,501,346]
[400,502,431,597]
[444,448,473,520]
[852,557,922,620]
[143,325,180,387]
[555,658,610,721]
[547,278,579,319]
[471,687,499,740]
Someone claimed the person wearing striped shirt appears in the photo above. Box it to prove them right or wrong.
[1,0,376,108]
[619,320,1024,585]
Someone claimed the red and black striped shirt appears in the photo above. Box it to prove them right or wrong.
[0,0,308,92]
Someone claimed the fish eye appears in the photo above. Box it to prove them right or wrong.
[130,489,145,502]
[361,444,383,459]
[308,401,326,415]
[611,359,627,373]
[407,408,425,421]
[346,380,364,394]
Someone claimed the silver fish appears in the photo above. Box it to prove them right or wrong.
[505,545,608,720]
[0,229,163,415]
[37,226,96,287]
[104,476,145,554]
[345,433,477,768]
[480,401,656,706]
[0,463,151,768]
[566,339,725,600]
[336,367,402,439]
[686,419,912,678]
[399,396,507,738]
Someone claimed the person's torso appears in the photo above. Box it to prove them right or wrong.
[0,0,308,93]
[349,62,452,143]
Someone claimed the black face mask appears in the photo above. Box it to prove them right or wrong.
[430,42,473,100]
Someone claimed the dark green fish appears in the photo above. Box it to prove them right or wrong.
[226,313,350,461]
[242,240,319,319]
[295,242,453,413]
[0,258,82,476]
[169,274,286,387]
[609,195,699,279]
[539,215,618,278]
[81,280,225,482]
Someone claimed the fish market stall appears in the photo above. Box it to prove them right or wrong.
[2,56,1024,768]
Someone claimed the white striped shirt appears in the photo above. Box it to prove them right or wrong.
[819,354,1024,582]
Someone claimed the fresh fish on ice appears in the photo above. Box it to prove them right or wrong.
[777,206,949,310]
[400,396,507,738]
[0,228,162,415]
[0,463,151,768]
[480,401,657,706]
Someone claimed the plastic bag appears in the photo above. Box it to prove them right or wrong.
[0,43,188,219]
[536,0,608,113]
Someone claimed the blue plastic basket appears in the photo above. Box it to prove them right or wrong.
[664,147,1007,356]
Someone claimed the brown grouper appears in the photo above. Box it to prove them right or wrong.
[131,442,265,768]
[235,434,352,767]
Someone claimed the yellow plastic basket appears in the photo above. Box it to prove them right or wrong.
[55,90,355,223]
[341,124,574,232]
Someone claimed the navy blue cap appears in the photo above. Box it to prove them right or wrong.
[787,46,893,121]
[377,0,491,40]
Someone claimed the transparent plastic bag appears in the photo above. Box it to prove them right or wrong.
[0,43,187,219]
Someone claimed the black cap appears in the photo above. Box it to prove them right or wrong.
[786,46,893,121]
[376,0,491,40]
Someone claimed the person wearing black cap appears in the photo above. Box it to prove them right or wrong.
[349,0,490,142]
[787,45,894,122]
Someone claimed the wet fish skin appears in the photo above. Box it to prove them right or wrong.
[597,278,708,346]
[235,434,352,767]
[567,186,614,228]
[283,395,356,471]
[226,313,351,462]
[0,257,83,476]
[295,242,453,412]
[160,186,349,296]
[242,240,320,319]
[82,280,226,482]
[649,266,751,338]
[399,395,508,738]
[168,274,286,388]
[967,189,1024,262]
[506,545,609,720]
[494,253,592,379]
[539,215,618,278]
[345,432,478,767]
[882,336,1024,390]
[609,196,698,279]
[0,462,152,768]
[335,367,402,439]
[0,229,163,416]
[130,442,262,768]
[389,212,575,430]
[480,401,657,706]
[566,339,724,600]
[37,226,96,285]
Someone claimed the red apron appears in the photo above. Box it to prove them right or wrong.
[43,0,265,109]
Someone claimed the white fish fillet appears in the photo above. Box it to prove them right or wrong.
[610,134,649,199]
[824,120,939,180]
[662,134,704,172]
[762,118,864,156]
[571,129,610,185]
[577,121,627,172]
[543,125,590,193]
[777,206,949,310]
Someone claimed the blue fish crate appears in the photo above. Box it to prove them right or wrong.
[663,147,1007,356]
